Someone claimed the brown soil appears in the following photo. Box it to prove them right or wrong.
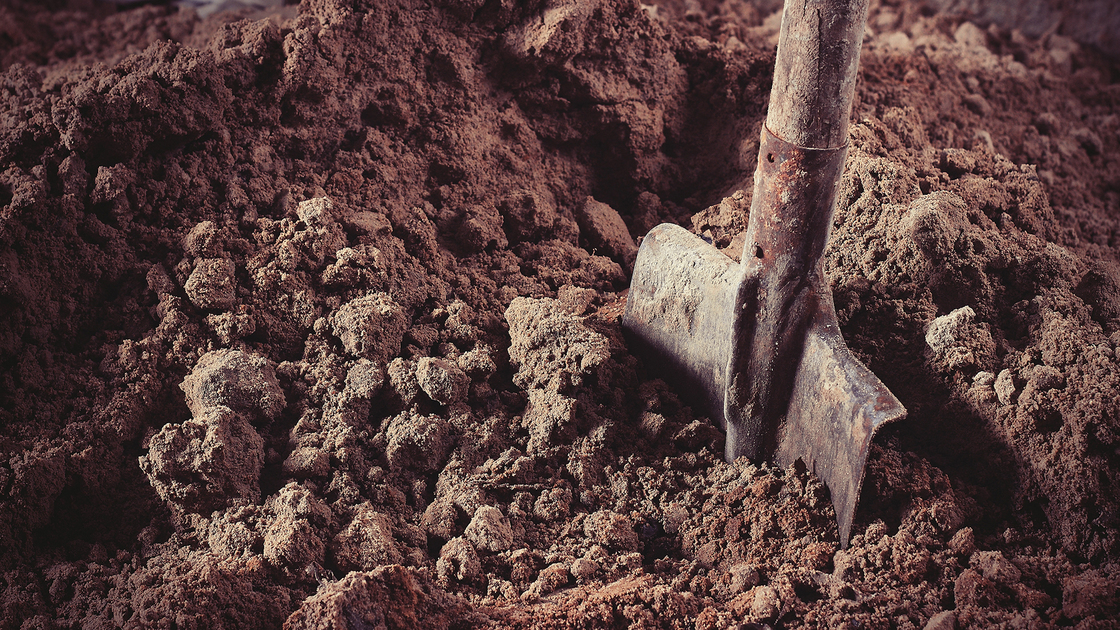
[1,0,1119,628]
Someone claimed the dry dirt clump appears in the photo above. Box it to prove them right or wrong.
[140,404,266,513]
[1,0,1120,628]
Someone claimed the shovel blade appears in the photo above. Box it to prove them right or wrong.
[624,222,906,547]
[778,317,906,546]
[623,224,739,433]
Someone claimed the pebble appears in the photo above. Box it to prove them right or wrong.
[994,369,1017,405]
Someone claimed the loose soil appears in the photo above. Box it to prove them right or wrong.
[1,0,1119,628]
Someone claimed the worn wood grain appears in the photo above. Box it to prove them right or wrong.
[766,0,870,149]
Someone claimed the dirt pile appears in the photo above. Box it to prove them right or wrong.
[1,0,1118,627]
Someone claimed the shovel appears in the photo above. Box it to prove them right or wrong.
[624,0,905,547]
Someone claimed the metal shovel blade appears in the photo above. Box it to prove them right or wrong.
[624,222,906,546]
[623,0,906,549]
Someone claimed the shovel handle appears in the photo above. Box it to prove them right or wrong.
[766,0,870,150]
[724,0,871,482]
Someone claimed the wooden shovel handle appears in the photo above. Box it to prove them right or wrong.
[766,0,869,150]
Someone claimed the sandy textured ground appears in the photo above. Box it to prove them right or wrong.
[0,0,1118,627]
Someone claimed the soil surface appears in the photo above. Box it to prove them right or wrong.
[1,0,1119,628]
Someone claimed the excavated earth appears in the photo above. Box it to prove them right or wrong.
[1,0,1119,627]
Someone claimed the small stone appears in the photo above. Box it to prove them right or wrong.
[750,585,781,619]
[464,505,514,552]
[994,369,1017,405]
[729,563,760,594]
[415,357,470,406]
[954,22,987,49]
[184,258,237,310]
[923,610,957,630]
[962,93,992,117]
